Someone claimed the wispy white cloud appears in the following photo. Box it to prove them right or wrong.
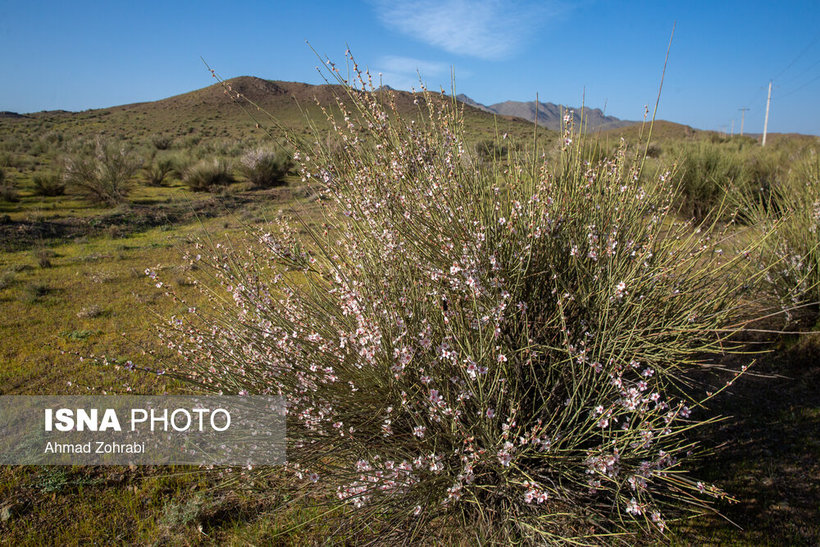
[379,55,449,77]
[372,55,466,92]
[372,0,562,60]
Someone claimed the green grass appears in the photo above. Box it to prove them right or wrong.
[0,190,308,394]
[0,177,335,543]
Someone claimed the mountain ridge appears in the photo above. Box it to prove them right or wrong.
[455,93,635,131]
[10,77,629,134]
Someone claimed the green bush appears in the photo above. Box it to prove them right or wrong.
[164,153,192,180]
[143,157,175,186]
[674,141,744,220]
[0,270,15,290]
[473,138,519,161]
[182,158,234,191]
[32,172,66,196]
[154,60,765,543]
[62,139,142,205]
[739,149,820,321]
[151,134,173,150]
[743,152,782,196]
[645,143,662,158]
[672,141,786,222]
[0,168,19,202]
[239,148,292,188]
[28,139,53,157]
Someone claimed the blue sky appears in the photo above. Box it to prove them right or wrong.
[1,1,819,135]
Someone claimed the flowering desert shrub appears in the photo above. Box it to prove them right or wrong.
[155,58,761,542]
[240,147,292,188]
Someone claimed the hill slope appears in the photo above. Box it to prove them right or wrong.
[0,77,555,147]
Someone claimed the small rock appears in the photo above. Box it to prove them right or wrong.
[0,501,25,522]
[107,472,125,484]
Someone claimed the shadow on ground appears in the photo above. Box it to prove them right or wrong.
[684,327,820,545]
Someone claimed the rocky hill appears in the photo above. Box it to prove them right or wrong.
[456,94,634,131]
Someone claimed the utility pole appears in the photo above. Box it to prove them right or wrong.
[731,119,735,136]
[739,107,749,136]
[762,80,772,146]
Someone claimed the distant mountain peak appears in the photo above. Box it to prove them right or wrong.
[455,94,491,112]
[455,95,633,131]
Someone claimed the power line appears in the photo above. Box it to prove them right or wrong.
[773,33,820,81]
[779,57,820,87]
[779,71,820,99]
[734,33,819,135]
[739,84,768,116]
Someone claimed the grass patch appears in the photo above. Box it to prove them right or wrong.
[61,329,103,341]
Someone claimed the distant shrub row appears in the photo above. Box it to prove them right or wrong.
[182,148,292,192]
[0,140,294,203]
[0,126,809,220]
